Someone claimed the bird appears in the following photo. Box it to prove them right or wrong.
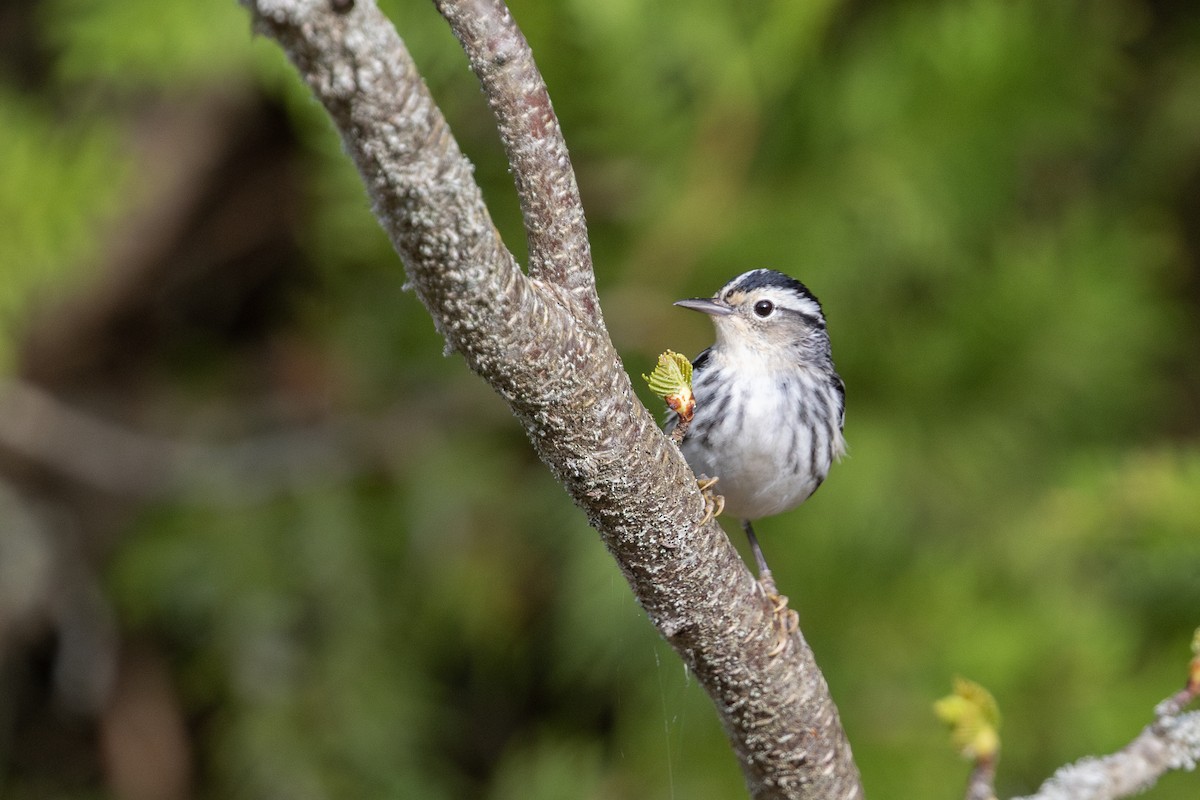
[669,268,846,592]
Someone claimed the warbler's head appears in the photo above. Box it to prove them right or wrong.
[675,269,832,364]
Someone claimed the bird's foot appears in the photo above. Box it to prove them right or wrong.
[759,571,800,656]
[696,475,725,525]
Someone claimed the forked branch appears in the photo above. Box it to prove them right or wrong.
[240,0,862,797]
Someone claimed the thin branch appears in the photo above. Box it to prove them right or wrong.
[1014,710,1200,800]
[433,0,597,311]
[965,757,997,800]
[240,1,862,797]
[0,379,367,503]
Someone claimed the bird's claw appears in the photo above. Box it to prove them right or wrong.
[759,573,799,656]
[697,475,725,525]
[767,606,800,656]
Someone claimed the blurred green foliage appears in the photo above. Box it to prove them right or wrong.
[0,91,125,365]
[3,0,1199,798]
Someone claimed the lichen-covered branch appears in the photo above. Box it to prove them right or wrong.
[1013,710,1200,800]
[239,0,862,797]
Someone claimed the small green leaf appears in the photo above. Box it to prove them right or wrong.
[934,677,1001,761]
[642,350,692,399]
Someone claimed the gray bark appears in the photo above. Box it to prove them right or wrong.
[1013,710,1200,800]
[239,0,863,797]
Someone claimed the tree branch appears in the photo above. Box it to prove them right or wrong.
[1014,710,1200,800]
[966,758,997,800]
[0,379,376,503]
[432,0,597,310]
[240,1,862,797]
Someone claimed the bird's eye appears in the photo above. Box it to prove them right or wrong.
[753,300,775,318]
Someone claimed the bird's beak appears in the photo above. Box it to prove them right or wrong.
[673,298,734,316]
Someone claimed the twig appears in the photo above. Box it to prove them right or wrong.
[0,379,367,503]
[1013,710,1200,800]
[966,757,997,800]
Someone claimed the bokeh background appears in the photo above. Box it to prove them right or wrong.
[2,0,1199,798]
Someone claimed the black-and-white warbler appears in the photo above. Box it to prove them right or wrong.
[670,269,846,586]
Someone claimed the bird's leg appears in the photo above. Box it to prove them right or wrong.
[742,519,774,588]
[697,475,725,525]
[742,520,799,652]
